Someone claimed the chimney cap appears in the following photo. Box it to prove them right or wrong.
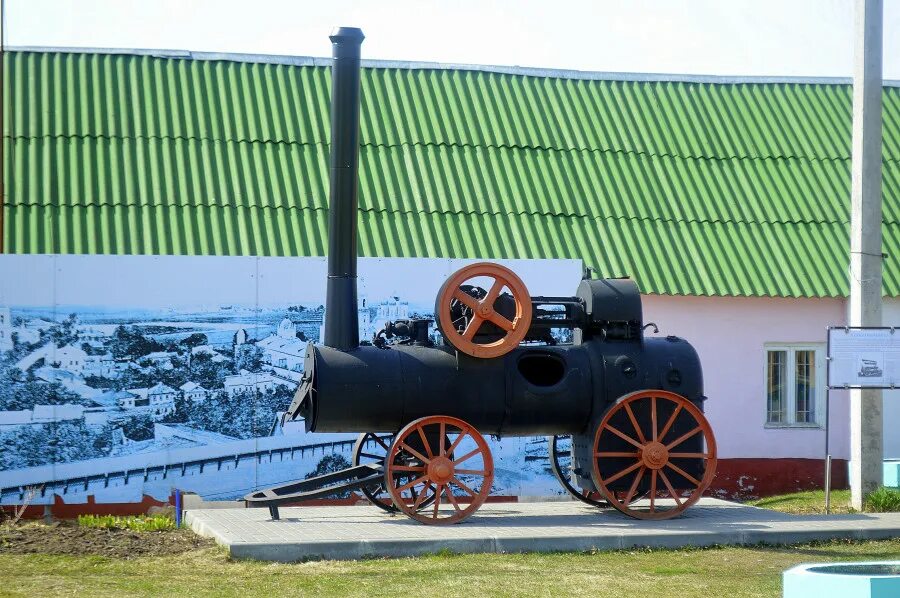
[330,27,365,44]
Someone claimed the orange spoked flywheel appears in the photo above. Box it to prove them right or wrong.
[436,262,532,359]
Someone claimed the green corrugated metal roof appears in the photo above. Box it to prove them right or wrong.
[3,50,900,297]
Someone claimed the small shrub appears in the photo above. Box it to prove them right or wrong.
[77,514,175,532]
[866,487,900,512]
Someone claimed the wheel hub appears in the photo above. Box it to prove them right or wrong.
[641,441,669,470]
[427,456,455,484]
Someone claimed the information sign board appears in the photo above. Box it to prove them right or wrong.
[827,327,900,389]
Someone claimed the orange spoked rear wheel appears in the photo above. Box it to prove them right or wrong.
[436,262,532,359]
[384,415,494,525]
[592,390,717,520]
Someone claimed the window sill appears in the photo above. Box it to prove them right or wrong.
[764,423,824,430]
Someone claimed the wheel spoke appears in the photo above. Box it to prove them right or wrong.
[650,470,657,512]
[454,469,487,476]
[413,483,432,509]
[445,487,462,511]
[669,452,709,459]
[657,403,683,443]
[452,290,479,310]
[391,465,426,472]
[665,461,701,487]
[450,476,477,496]
[396,475,428,494]
[432,484,443,518]
[372,435,392,452]
[453,447,482,466]
[624,402,647,444]
[417,425,433,459]
[595,451,641,458]
[359,452,384,460]
[406,479,419,500]
[483,278,504,306]
[462,314,484,341]
[439,422,446,456]
[400,442,431,464]
[665,425,702,450]
[658,470,683,506]
[603,460,643,485]
[651,397,658,442]
[447,428,469,455]
[624,465,646,504]
[603,424,645,450]
[485,311,515,331]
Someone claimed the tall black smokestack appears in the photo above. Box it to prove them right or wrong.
[324,27,364,351]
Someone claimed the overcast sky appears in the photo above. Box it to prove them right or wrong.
[4,0,900,79]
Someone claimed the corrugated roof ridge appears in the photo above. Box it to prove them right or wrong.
[7,130,894,168]
[355,205,854,227]
[5,194,856,227]
[7,46,900,88]
[2,131,330,150]
[355,139,895,166]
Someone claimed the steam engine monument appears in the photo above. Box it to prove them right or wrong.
[246,28,717,525]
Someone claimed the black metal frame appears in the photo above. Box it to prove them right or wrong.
[529,296,587,330]
[244,464,381,520]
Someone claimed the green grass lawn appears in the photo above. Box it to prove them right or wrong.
[77,514,176,532]
[4,490,900,597]
[748,488,900,515]
[3,539,900,598]
[749,489,854,514]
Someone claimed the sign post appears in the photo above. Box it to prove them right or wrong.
[826,327,897,511]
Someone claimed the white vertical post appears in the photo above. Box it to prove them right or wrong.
[849,0,884,511]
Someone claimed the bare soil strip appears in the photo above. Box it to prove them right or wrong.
[0,521,215,558]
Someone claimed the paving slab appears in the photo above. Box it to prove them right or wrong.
[185,499,900,562]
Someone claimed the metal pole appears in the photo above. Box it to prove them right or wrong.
[849,0,884,511]
[825,387,831,514]
[1,0,5,254]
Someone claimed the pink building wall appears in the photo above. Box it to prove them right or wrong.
[642,295,851,461]
[878,301,900,459]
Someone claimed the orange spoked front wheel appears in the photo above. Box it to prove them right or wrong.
[384,415,494,525]
[436,262,532,359]
[592,390,717,520]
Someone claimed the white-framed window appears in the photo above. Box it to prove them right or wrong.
[765,343,825,427]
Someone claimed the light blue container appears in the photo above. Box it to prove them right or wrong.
[848,460,900,487]
[783,562,900,597]
[885,460,900,488]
